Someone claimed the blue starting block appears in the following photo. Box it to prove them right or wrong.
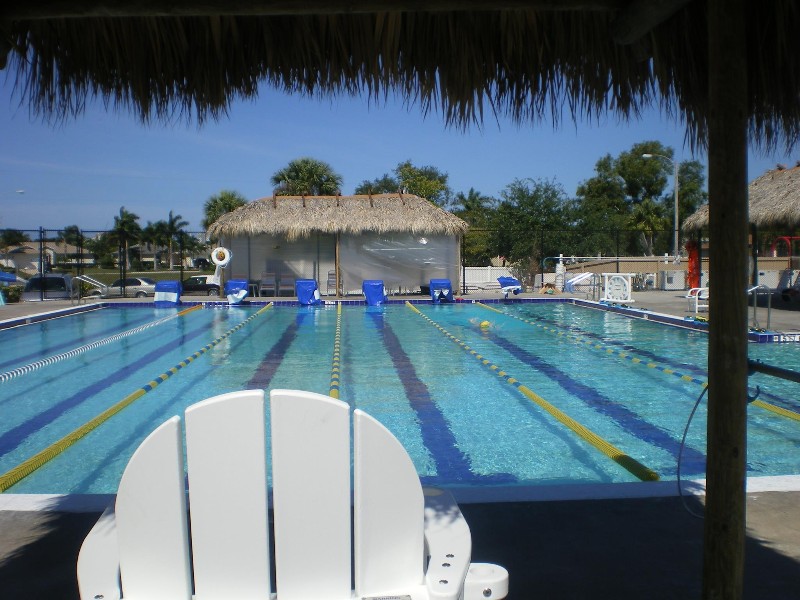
[429,279,454,303]
[295,279,322,305]
[154,280,182,308]
[363,280,388,306]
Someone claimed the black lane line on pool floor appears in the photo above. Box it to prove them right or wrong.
[476,326,709,478]
[246,314,306,389]
[366,311,514,484]
[0,313,215,460]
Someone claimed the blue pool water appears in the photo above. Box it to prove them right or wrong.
[1,301,799,495]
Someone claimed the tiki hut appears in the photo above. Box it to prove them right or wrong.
[207,193,468,295]
[4,2,800,596]
[684,165,800,231]
[683,165,800,286]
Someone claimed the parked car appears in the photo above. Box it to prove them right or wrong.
[22,273,80,301]
[181,275,220,296]
[193,257,211,269]
[87,277,157,298]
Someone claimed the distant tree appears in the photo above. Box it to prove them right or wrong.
[270,157,343,196]
[165,210,188,270]
[202,190,248,230]
[0,229,30,249]
[354,174,398,195]
[85,233,116,269]
[109,207,142,270]
[568,140,708,257]
[452,188,497,266]
[394,160,452,206]
[142,221,169,269]
[490,178,569,284]
[0,229,30,272]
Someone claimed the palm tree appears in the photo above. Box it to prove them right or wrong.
[202,190,248,231]
[270,157,343,196]
[628,198,668,256]
[165,210,188,270]
[110,207,142,270]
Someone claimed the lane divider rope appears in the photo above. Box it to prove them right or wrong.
[0,303,273,492]
[0,305,202,384]
[477,303,800,422]
[405,302,659,482]
[329,302,342,399]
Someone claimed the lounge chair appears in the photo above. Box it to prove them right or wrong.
[686,287,709,313]
[497,276,522,298]
[277,275,295,296]
[258,272,276,297]
[77,389,508,600]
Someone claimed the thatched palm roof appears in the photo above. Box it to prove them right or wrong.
[2,2,799,150]
[207,193,469,240]
[683,165,800,231]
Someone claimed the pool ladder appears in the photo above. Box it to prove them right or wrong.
[747,284,772,331]
[72,274,108,305]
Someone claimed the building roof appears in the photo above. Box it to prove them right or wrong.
[207,193,468,240]
[683,165,800,231]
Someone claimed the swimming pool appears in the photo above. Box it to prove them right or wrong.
[1,300,799,495]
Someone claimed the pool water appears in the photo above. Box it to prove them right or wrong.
[1,301,799,494]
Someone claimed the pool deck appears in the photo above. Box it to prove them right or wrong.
[2,291,800,598]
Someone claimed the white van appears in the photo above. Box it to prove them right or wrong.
[22,273,79,301]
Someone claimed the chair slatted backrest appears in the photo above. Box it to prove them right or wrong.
[260,272,276,296]
[113,389,425,600]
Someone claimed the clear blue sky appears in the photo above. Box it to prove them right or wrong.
[1,80,796,232]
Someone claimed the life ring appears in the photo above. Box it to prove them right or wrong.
[211,247,232,267]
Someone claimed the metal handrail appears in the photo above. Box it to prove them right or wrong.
[72,274,108,305]
[747,284,772,331]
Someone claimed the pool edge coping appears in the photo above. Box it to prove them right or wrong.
[4,475,800,512]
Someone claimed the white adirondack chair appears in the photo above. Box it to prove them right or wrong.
[77,389,508,600]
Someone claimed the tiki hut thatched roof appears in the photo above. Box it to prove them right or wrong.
[683,165,800,231]
[2,2,800,151]
[207,193,469,240]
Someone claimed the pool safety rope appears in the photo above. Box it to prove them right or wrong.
[329,302,342,399]
[0,303,273,492]
[477,303,800,423]
[405,302,659,482]
[0,304,202,384]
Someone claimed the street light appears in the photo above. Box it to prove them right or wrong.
[642,153,680,263]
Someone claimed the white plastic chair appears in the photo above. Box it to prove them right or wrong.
[77,389,508,600]
[686,287,709,313]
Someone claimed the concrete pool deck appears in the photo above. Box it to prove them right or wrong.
[1,291,800,598]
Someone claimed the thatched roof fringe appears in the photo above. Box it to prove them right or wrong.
[5,5,799,150]
[207,193,469,240]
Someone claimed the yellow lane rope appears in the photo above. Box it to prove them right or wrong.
[0,303,273,492]
[405,302,659,482]
[477,302,800,423]
[329,302,342,399]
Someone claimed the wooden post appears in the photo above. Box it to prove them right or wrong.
[704,1,748,598]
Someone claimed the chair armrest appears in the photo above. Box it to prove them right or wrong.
[423,487,472,600]
[77,505,122,600]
